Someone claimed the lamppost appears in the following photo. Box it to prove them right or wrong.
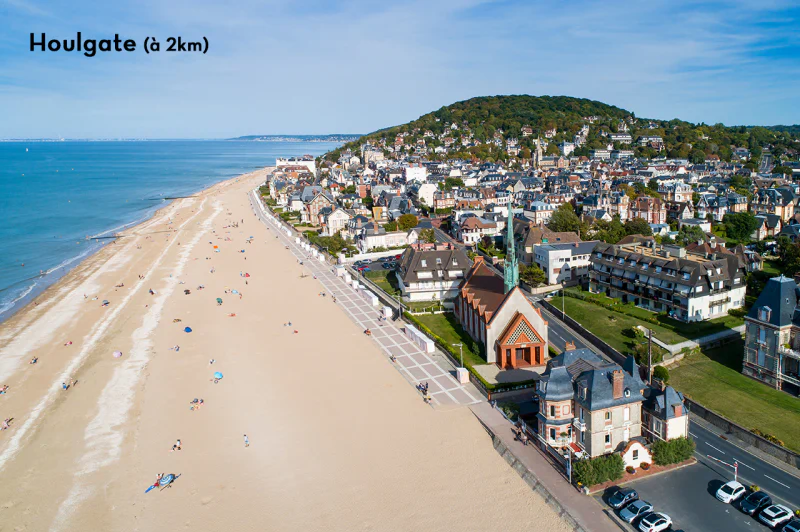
[453,343,464,368]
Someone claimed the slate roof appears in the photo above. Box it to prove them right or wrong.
[747,275,798,328]
[398,247,470,284]
[643,386,686,420]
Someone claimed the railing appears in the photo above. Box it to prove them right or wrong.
[572,418,586,432]
[778,345,800,359]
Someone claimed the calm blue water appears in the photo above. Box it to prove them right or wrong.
[0,140,339,322]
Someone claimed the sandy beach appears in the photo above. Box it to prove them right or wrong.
[0,169,569,532]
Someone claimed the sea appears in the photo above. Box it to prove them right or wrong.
[0,140,341,323]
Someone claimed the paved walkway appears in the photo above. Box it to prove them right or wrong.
[471,402,623,532]
[249,190,482,409]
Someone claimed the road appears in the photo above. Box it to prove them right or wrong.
[760,152,774,173]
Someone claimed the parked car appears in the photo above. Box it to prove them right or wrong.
[741,490,772,515]
[357,266,371,272]
[716,480,746,503]
[782,519,800,532]
[379,257,392,262]
[619,500,653,523]
[638,512,672,532]
[381,262,392,269]
[608,487,638,509]
[759,504,793,528]
[394,254,402,260]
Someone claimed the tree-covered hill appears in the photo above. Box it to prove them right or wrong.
[323,95,800,164]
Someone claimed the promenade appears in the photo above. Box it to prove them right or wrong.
[249,189,483,409]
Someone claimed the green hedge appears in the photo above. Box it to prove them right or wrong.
[653,365,670,383]
[573,453,624,487]
[651,436,696,466]
[728,308,747,318]
[564,290,662,325]
[402,312,536,393]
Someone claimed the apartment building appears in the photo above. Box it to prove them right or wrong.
[396,244,470,305]
[534,241,599,285]
[589,241,747,322]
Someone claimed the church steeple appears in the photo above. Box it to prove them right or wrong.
[504,204,519,294]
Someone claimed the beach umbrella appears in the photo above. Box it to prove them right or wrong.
[216,297,223,304]
[184,327,192,333]
[244,273,250,278]
[213,372,223,380]
[231,290,239,295]
[113,351,123,358]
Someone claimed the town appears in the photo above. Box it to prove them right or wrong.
[260,96,800,532]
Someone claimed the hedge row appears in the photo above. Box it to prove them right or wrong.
[751,428,785,447]
[564,290,661,325]
[651,436,695,466]
[573,453,624,487]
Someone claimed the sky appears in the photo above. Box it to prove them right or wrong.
[1,0,799,138]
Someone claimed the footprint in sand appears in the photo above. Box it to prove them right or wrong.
[200,496,213,506]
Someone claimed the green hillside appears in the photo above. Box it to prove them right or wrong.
[324,95,800,164]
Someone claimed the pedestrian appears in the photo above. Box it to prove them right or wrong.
[244,434,250,447]
[171,439,182,452]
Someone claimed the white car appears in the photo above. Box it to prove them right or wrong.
[715,480,746,503]
[638,512,672,532]
[759,504,793,528]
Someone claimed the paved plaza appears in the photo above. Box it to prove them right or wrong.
[250,190,483,408]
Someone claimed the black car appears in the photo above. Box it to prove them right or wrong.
[609,487,638,509]
[782,518,800,532]
[740,490,771,515]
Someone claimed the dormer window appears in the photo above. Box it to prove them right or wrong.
[436,258,442,265]
[642,264,648,270]
[421,260,427,267]
[452,259,458,266]
[655,266,662,273]
[759,306,772,322]
[683,272,690,280]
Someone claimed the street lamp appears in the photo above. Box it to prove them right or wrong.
[453,343,464,368]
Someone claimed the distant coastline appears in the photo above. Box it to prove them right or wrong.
[0,135,361,142]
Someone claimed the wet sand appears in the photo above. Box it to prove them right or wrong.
[0,169,569,532]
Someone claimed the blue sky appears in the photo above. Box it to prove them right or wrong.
[1,0,799,138]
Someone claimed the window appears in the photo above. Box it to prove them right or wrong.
[421,260,427,267]
[605,434,611,445]
[734,277,740,284]
[624,407,630,421]
[436,257,442,265]
[550,405,556,417]
[695,286,703,293]
[683,272,690,280]
[563,405,570,416]
[605,411,611,421]
[633,449,639,460]
[550,428,556,441]
[655,266,662,273]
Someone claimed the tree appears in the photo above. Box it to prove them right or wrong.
[690,149,706,164]
[520,264,546,287]
[773,165,795,177]
[674,225,706,245]
[397,214,418,231]
[623,217,653,237]
[419,228,436,243]
[653,365,670,383]
[444,177,465,189]
[548,203,582,234]
[652,437,696,466]
[647,178,659,191]
[722,212,758,242]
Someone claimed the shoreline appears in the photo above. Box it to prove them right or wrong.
[0,169,269,326]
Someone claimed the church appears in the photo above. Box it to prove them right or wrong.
[455,206,549,369]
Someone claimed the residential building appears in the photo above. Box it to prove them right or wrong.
[513,219,581,266]
[630,196,667,224]
[752,214,782,240]
[534,241,599,285]
[537,349,646,460]
[751,187,796,222]
[658,182,693,203]
[275,155,316,174]
[743,276,800,395]
[589,241,747,322]
[456,215,499,245]
[642,384,689,441]
[318,206,352,236]
[396,244,469,305]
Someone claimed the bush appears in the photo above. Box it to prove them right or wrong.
[652,437,696,466]
[751,428,785,447]
[573,453,624,487]
[640,462,650,470]
[497,401,520,422]
[728,308,747,318]
[653,365,670,383]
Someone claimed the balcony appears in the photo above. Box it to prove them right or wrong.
[778,345,800,360]
[572,418,586,432]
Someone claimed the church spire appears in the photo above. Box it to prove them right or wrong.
[504,203,519,294]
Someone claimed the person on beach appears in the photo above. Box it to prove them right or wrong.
[62,382,68,391]
[153,473,163,489]
[1,419,10,430]
[0,385,9,395]
[29,357,38,364]
[171,439,182,452]
[243,434,249,447]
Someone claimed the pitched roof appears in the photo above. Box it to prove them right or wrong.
[459,259,507,319]
[747,275,798,327]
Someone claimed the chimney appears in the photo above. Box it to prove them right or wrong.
[574,241,579,248]
[565,341,576,351]
[612,369,624,399]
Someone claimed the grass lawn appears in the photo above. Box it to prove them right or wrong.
[413,312,486,368]
[364,270,400,296]
[563,288,743,344]
[670,338,800,453]
[761,259,781,276]
[559,297,669,360]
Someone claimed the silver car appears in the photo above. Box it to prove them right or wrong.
[619,500,653,523]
